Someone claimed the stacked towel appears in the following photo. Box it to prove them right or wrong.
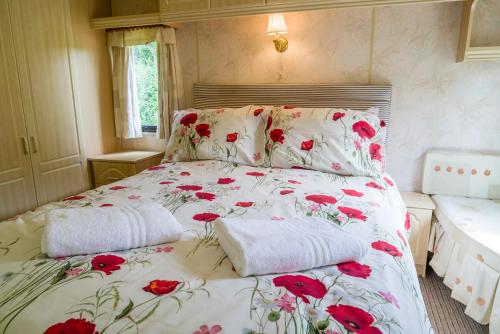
[214,217,367,277]
[41,202,182,258]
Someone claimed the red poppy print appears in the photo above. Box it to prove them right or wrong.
[332,112,345,121]
[352,121,376,140]
[301,139,314,151]
[280,189,294,195]
[246,171,265,177]
[337,262,372,279]
[369,143,382,161]
[326,304,380,333]
[217,178,235,184]
[100,203,113,207]
[195,124,211,138]
[404,211,411,230]
[266,116,273,131]
[180,113,197,126]
[380,119,386,127]
[366,181,384,190]
[371,240,403,257]
[109,185,127,190]
[193,213,220,222]
[148,165,165,171]
[160,181,174,185]
[288,180,301,184]
[64,195,85,201]
[272,274,327,304]
[195,192,216,201]
[180,171,191,176]
[397,230,407,247]
[305,194,337,206]
[342,189,364,197]
[143,279,180,295]
[383,177,394,186]
[270,129,285,144]
[235,202,254,208]
[91,255,125,275]
[226,132,238,143]
[338,206,367,221]
[43,318,98,334]
[253,108,264,116]
[177,185,203,191]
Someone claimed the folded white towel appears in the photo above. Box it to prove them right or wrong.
[41,202,182,258]
[214,217,368,277]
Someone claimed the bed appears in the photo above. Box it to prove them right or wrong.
[0,84,433,334]
[424,150,500,333]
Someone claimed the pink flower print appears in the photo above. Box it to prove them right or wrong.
[266,143,273,151]
[180,127,187,136]
[180,172,191,176]
[192,137,200,144]
[275,294,296,313]
[379,291,400,308]
[193,325,222,334]
[288,180,301,184]
[128,195,141,200]
[332,163,341,171]
[309,204,321,213]
[197,163,205,167]
[253,152,262,161]
[271,216,285,221]
[354,140,362,150]
[291,111,302,119]
[55,256,67,262]
[156,246,174,253]
[325,330,340,334]
[65,268,83,276]
[230,186,241,191]
[298,174,308,178]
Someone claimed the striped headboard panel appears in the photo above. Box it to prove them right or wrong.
[192,83,392,144]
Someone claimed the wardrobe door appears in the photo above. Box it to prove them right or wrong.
[0,2,38,220]
[9,0,87,205]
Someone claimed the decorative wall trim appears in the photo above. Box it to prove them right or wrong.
[159,0,462,23]
[90,13,162,29]
[463,46,500,61]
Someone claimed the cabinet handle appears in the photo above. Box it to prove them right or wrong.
[30,136,39,153]
[21,137,29,155]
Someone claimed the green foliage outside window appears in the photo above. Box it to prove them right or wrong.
[132,42,159,127]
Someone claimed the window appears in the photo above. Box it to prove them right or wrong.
[131,42,159,133]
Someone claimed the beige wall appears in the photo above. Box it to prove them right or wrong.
[70,0,118,157]
[172,1,500,191]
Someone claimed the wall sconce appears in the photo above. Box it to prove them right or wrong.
[267,13,288,53]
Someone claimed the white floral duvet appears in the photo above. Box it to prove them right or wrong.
[0,161,433,334]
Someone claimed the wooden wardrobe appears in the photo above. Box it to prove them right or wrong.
[0,0,88,220]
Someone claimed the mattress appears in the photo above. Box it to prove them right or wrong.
[0,161,432,334]
[432,195,500,272]
[430,195,500,332]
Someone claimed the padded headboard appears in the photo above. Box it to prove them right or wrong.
[422,150,500,199]
[192,83,392,135]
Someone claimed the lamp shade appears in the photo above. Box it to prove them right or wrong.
[266,13,287,35]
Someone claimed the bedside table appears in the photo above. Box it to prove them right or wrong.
[401,191,436,277]
[88,151,164,188]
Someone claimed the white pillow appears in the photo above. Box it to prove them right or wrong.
[265,106,386,176]
[165,106,270,166]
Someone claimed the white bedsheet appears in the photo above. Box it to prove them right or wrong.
[429,195,500,332]
[0,161,431,334]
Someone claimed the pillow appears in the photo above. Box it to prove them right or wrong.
[165,105,270,166]
[265,106,386,176]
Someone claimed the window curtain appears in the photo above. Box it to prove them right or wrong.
[107,27,185,140]
[107,30,142,138]
[157,28,185,139]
